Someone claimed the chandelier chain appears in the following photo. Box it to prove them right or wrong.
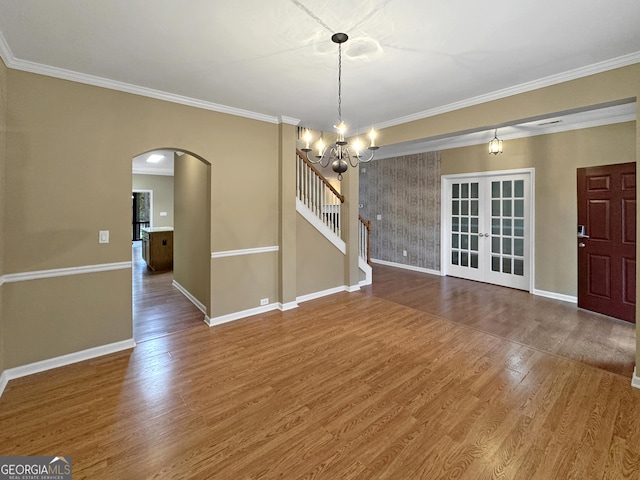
[337,42,342,122]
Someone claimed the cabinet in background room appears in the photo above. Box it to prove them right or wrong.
[141,227,173,272]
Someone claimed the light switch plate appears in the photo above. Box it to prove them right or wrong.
[99,230,109,244]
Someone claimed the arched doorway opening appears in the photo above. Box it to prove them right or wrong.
[131,148,212,342]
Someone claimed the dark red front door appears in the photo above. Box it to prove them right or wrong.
[577,162,636,323]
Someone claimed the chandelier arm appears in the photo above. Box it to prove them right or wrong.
[357,148,377,163]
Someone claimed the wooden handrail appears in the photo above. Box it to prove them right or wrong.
[296,149,345,203]
[359,215,372,265]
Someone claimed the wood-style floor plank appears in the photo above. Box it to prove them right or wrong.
[1,264,639,479]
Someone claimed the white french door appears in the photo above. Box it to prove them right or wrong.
[441,170,533,291]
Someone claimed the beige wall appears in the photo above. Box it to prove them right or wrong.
[174,153,211,312]
[132,174,174,228]
[442,122,637,296]
[1,57,639,379]
[380,65,639,148]
[296,214,345,297]
[0,58,7,375]
[3,67,279,368]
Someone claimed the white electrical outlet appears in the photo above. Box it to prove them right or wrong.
[403,250,407,257]
[260,298,269,306]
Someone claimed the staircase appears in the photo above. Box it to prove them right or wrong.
[296,149,372,285]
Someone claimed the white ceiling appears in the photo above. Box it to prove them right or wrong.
[1,0,639,157]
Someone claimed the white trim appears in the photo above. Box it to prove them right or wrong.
[0,339,136,398]
[359,257,373,286]
[296,286,349,304]
[632,368,640,390]
[278,301,299,311]
[206,303,280,327]
[346,285,361,293]
[1,262,132,283]
[2,55,280,125]
[296,199,346,254]
[532,289,578,304]
[441,169,535,293]
[279,116,301,126]
[132,167,174,176]
[371,258,442,276]
[374,111,636,160]
[211,246,279,259]
[0,371,8,398]
[369,52,640,131]
[205,285,361,328]
[172,280,207,314]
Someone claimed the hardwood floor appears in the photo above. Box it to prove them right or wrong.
[1,265,639,479]
[132,241,204,342]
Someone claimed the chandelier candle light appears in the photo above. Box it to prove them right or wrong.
[301,33,379,180]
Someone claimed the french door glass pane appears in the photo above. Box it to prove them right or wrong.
[514,238,524,256]
[503,181,512,197]
[503,200,512,216]
[514,200,524,218]
[491,178,525,280]
[492,256,500,271]
[514,259,524,276]
[451,182,480,270]
[514,180,524,198]
[503,219,512,236]
[492,200,500,216]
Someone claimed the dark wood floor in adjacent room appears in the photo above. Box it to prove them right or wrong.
[1,262,639,479]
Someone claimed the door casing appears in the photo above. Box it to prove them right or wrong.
[441,168,535,292]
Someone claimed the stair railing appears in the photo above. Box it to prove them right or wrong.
[358,215,372,265]
[296,149,344,238]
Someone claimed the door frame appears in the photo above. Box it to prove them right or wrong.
[441,168,536,293]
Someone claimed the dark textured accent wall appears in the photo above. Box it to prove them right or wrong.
[359,152,441,270]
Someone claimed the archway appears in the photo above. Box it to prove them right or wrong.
[131,148,212,342]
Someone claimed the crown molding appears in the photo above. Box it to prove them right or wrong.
[374,110,636,159]
[1,26,638,131]
[373,52,640,131]
[279,116,301,126]
[132,167,174,176]
[0,34,280,125]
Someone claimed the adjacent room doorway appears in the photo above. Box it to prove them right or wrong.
[441,169,534,291]
[577,162,636,323]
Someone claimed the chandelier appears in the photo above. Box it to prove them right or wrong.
[488,128,503,155]
[300,33,378,181]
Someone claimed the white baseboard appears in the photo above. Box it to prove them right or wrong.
[532,289,578,304]
[172,280,207,313]
[278,301,299,311]
[0,338,136,398]
[371,258,442,276]
[206,303,280,327]
[296,286,348,304]
[0,370,8,398]
[632,367,640,390]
